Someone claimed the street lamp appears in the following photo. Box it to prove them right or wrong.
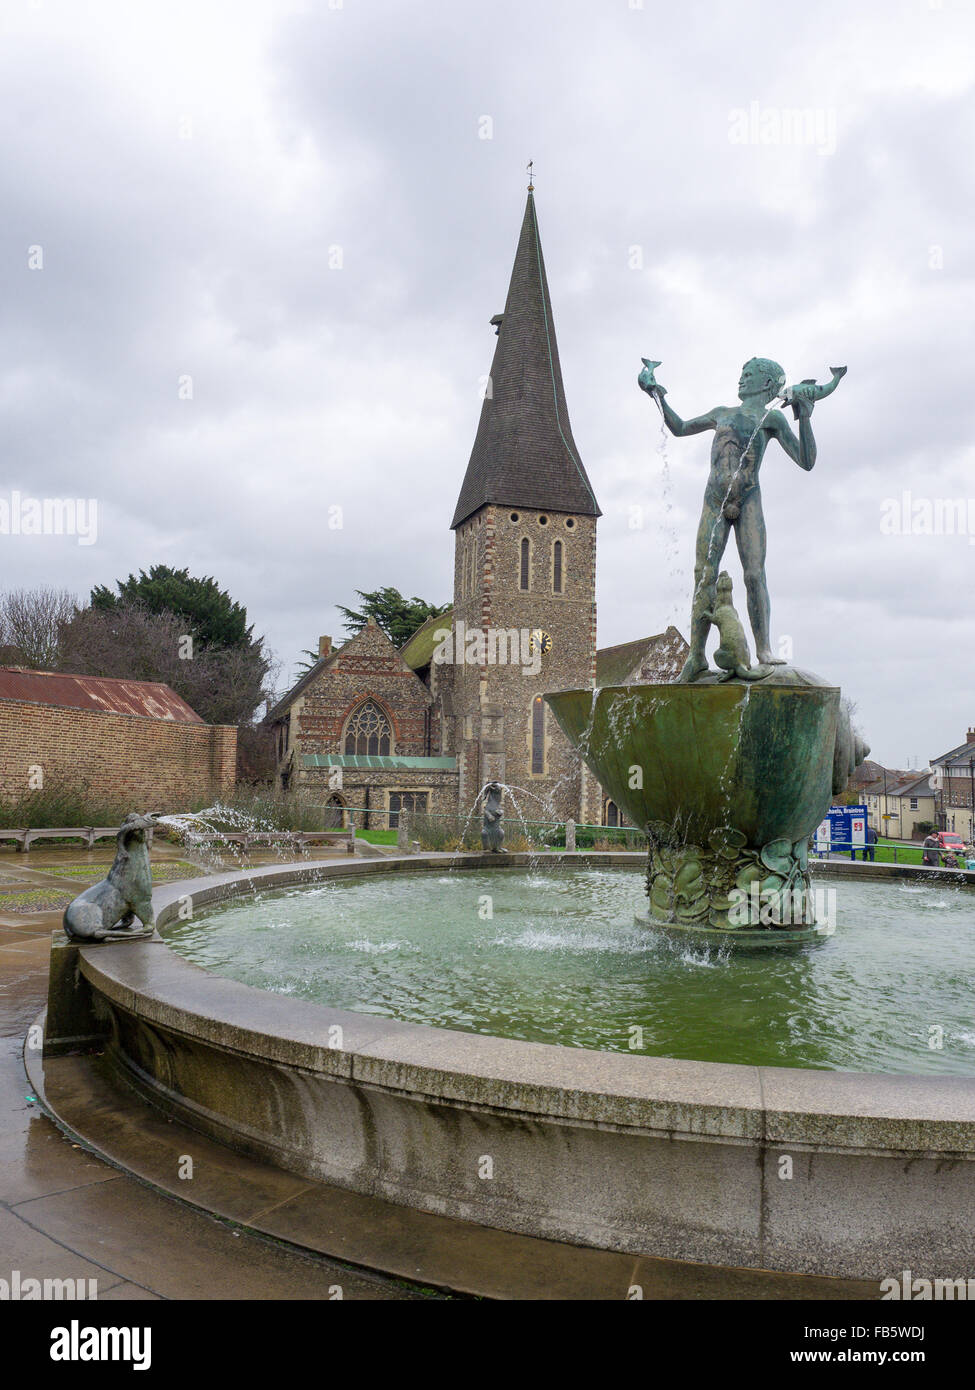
[969,756,974,846]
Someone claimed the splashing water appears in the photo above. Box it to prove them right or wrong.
[155,803,318,902]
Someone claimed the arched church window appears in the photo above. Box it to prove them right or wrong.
[531,695,545,775]
[605,800,619,827]
[520,537,530,591]
[553,540,563,594]
[344,700,392,756]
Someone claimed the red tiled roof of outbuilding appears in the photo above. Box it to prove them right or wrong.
[0,667,205,723]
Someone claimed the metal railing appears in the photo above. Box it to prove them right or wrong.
[334,805,647,849]
[812,839,975,867]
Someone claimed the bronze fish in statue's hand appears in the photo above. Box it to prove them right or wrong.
[780,365,847,418]
[638,358,663,395]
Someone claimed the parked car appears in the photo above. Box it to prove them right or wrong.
[933,831,968,866]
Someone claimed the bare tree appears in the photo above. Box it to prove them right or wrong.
[57,602,273,725]
[0,587,78,669]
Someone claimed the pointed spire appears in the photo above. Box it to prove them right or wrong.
[451,193,600,529]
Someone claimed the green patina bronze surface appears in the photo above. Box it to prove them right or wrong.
[546,677,841,932]
[637,355,846,684]
[538,352,861,938]
[547,680,839,846]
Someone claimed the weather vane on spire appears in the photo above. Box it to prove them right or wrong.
[527,159,534,192]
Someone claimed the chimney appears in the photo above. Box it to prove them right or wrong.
[319,635,332,659]
[967,728,975,744]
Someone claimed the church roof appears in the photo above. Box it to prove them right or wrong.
[451,193,600,529]
[595,627,688,688]
[265,619,428,722]
[399,608,454,671]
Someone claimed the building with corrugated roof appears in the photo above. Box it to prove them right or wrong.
[0,667,236,811]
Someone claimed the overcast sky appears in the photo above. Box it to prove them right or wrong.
[2,0,973,767]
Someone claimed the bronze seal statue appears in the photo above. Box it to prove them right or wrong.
[63,813,157,941]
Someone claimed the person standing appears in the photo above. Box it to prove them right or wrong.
[863,824,878,862]
[922,831,940,868]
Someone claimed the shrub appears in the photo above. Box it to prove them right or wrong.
[0,776,133,830]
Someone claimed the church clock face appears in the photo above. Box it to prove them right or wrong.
[529,629,553,656]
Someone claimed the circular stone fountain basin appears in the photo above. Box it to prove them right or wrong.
[53,854,975,1283]
[161,865,975,1076]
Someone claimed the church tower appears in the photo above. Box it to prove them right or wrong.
[448,191,602,822]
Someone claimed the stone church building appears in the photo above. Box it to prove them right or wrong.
[266,192,686,829]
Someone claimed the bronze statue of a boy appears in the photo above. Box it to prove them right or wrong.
[639,356,818,683]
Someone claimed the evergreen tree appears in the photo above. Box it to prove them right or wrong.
[91,565,252,651]
[337,587,449,648]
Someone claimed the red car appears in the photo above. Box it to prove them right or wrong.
[933,832,968,861]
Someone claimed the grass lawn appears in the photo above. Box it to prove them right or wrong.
[41,861,202,883]
[831,840,934,866]
[874,841,923,865]
[355,829,398,845]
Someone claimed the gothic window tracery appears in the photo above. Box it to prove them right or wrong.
[343,700,393,756]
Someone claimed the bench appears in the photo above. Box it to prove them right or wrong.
[296,830,355,854]
[181,829,355,855]
[0,824,353,855]
[0,826,155,852]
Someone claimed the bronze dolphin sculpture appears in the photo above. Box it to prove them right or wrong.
[780,365,847,418]
[638,358,663,393]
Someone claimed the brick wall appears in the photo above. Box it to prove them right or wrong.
[0,698,237,811]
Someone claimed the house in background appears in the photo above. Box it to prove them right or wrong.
[861,772,936,840]
[931,728,975,838]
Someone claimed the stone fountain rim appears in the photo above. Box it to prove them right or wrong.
[72,851,975,1156]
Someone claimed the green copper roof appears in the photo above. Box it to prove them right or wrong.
[302,755,457,771]
[399,609,454,670]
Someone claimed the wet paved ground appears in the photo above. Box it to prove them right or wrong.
[0,845,427,1300]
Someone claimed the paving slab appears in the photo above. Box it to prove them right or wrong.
[96,1281,163,1300]
[0,914,426,1300]
[0,1202,108,1274]
[13,1179,429,1300]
